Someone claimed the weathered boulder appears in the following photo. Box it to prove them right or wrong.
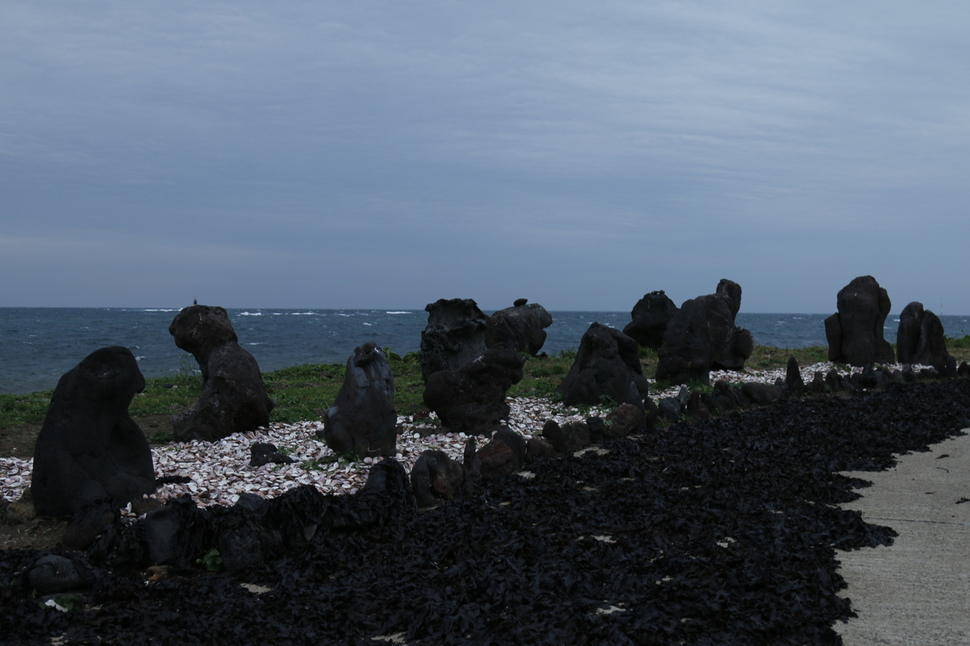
[419,298,489,381]
[475,428,527,479]
[321,343,397,458]
[686,391,713,421]
[656,299,714,385]
[169,305,274,442]
[171,342,274,442]
[623,290,678,351]
[485,298,553,356]
[824,276,895,367]
[556,323,650,408]
[710,380,742,413]
[786,356,806,397]
[696,279,754,371]
[249,443,295,467]
[31,346,155,518]
[740,382,783,406]
[423,347,526,435]
[541,420,591,455]
[896,301,952,370]
[23,554,101,595]
[525,437,556,461]
[604,403,646,437]
[410,449,465,508]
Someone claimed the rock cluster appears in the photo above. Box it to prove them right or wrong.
[639,279,753,385]
[169,305,274,442]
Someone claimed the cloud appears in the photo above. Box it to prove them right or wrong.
[1,1,968,312]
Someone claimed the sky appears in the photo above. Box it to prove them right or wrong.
[1,2,968,314]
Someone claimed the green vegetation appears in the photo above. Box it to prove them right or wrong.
[128,373,204,418]
[949,334,970,349]
[197,548,223,572]
[746,344,829,370]
[0,392,52,427]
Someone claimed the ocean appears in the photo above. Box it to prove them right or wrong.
[2,308,968,396]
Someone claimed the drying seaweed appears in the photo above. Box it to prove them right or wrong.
[2,380,969,645]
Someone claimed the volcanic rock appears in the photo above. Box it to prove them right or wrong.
[321,343,397,458]
[896,301,952,370]
[31,346,155,518]
[696,279,754,371]
[825,275,895,367]
[475,428,527,479]
[423,347,526,435]
[419,298,489,381]
[168,305,239,382]
[604,403,645,437]
[656,298,714,385]
[786,356,806,397]
[485,299,553,356]
[541,419,591,455]
[169,305,274,442]
[411,449,466,508]
[556,323,650,408]
[623,290,678,351]
[710,380,742,413]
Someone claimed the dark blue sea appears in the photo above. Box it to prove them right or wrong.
[2,308,968,395]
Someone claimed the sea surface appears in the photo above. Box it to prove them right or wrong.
[2,308,968,395]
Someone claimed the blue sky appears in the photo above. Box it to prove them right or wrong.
[1,1,968,313]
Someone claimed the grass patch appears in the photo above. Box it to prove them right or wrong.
[746,345,829,370]
[0,392,53,428]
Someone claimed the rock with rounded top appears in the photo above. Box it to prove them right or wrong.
[623,290,678,351]
[32,346,155,518]
[411,449,465,508]
[824,276,895,367]
[168,305,239,382]
[557,323,650,408]
[896,301,952,370]
[541,419,591,455]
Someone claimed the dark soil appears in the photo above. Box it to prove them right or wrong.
[2,380,970,645]
[0,414,175,461]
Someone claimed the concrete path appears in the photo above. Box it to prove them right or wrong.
[836,429,970,645]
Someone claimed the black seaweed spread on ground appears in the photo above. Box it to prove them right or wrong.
[3,380,970,645]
